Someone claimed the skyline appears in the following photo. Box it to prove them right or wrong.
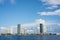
[0,0,60,33]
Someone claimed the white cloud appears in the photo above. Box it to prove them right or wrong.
[21,19,46,28]
[0,27,6,30]
[35,19,45,24]
[40,0,60,9]
[0,26,17,33]
[38,9,60,16]
[0,27,7,33]
[47,5,58,9]
[41,0,60,5]
[21,22,37,27]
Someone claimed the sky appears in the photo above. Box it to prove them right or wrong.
[0,0,60,34]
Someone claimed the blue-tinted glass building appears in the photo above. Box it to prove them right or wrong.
[17,24,20,35]
[40,23,43,33]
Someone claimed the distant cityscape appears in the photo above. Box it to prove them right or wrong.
[0,22,60,36]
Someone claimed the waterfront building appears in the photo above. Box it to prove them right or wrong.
[7,28,13,34]
[36,19,46,34]
[23,28,26,35]
[37,27,40,34]
[17,24,21,35]
[40,23,46,34]
[40,23,43,34]
[56,33,60,35]
[43,23,46,34]
[40,22,46,34]
[34,29,39,34]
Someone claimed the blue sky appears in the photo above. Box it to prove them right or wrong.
[0,0,60,33]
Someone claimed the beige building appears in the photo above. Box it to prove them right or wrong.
[7,28,13,34]
[22,27,26,35]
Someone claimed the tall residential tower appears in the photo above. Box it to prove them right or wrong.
[40,23,46,34]
[17,24,21,35]
[40,23,43,34]
[39,21,46,34]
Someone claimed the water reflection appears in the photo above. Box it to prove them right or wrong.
[0,36,60,40]
[36,36,46,40]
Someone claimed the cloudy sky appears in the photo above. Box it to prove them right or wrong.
[0,0,60,33]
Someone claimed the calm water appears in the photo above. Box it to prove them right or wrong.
[0,35,60,40]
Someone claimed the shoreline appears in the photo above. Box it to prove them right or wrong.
[0,34,60,36]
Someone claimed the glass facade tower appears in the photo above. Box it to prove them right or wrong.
[17,24,20,35]
[40,23,43,34]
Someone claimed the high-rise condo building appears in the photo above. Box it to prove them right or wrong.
[17,24,21,35]
[7,28,13,34]
[40,23,43,34]
[40,23,46,34]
